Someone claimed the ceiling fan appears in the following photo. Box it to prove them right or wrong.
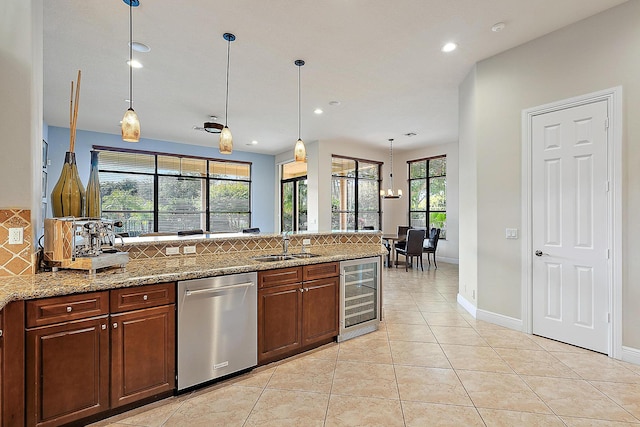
[193,116,223,133]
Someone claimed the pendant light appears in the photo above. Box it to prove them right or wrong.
[381,138,402,199]
[219,33,236,155]
[121,0,140,142]
[294,59,306,162]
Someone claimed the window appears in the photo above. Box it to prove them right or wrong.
[408,156,446,238]
[331,156,381,231]
[96,146,251,236]
[281,161,307,232]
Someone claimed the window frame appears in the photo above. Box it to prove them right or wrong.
[407,155,447,238]
[331,154,382,231]
[93,145,252,235]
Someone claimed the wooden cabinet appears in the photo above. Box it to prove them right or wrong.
[24,284,176,426]
[1,301,25,427]
[258,262,339,364]
[110,283,175,408]
[25,292,110,427]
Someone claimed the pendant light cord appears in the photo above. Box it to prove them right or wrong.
[298,65,301,139]
[128,1,133,109]
[389,138,394,189]
[224,37,231,127]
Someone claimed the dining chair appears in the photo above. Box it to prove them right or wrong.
[423,228,441,268]
[395,228,426,271]
[242,227,261,234]
[393,225,411,252]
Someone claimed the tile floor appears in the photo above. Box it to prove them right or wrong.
[91,263,640,426]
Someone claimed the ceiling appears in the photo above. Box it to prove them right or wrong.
[43,0,627,156]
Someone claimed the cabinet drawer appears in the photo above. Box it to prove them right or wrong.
[26,291,109,328]
[258,267,303,288]
[303,262,339,281]
[110,282,176,313]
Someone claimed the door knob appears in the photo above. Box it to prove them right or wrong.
[535,250,543,257]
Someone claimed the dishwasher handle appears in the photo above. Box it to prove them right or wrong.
[184,281,255,296]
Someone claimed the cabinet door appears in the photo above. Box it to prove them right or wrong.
[26,316,109,427]
[258,283,302,364]
[302,277,339,346]
[111,304,175,408]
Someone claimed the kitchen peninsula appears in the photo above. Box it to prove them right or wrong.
[0,231,385,427]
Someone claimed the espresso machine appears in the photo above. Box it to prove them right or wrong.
[43,217,129,274]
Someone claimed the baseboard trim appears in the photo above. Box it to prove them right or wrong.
[437,256,459,265]
[476,309,523,332]
[456,293,476,318]
[621,346,640,366]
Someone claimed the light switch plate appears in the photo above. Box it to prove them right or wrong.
[183,246,196,254]
[302,239,311,245]
[166,247,180,255]
[505,228,518,239]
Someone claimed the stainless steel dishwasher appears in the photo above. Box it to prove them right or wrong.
[177,272,257,391]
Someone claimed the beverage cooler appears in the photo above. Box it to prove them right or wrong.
[338,256,381,341]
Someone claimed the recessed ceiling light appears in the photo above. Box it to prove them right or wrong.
[329,101,341,106]
[314,108,323,115]
[127,59,143,68]
[129,41,151,52]
[491,22,506,32]
[441,42,457,53]
[251,140,258,145]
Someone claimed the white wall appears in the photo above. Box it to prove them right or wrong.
[459,1,640,348]
[0,0,43,240]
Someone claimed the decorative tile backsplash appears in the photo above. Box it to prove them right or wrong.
[0,209,33,276]
[122,232,381,260]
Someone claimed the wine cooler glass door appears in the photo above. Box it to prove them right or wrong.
[339,257,381,341]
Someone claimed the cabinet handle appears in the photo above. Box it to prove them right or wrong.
[0,329,3,337]
[66,306,72,312]
[113,323,118,329]
[299,288,304,293]
[101,324,106,330]
[143,295,148,301]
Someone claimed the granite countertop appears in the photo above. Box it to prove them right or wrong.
[0,244,385,310]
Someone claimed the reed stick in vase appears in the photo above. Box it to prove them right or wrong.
[70,70,81,153]
[69,81,74,151]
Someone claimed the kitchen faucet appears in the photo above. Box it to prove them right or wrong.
[282,231,290,255]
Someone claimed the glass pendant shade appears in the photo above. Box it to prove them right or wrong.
[219,126,233,154]
[121,108,140,142]
[294,138,306,162]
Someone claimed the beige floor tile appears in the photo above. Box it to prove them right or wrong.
[591,380,640,419]
[383,309,428,325]
[402,401,484,426]
[300,342,339,360]
[476,328,545,350]
[414,300,458,312]
[229,366,275,388]
[325,395,404,427]
[494,347,580,379]
[266,357,336,393]
[441,344,513,373]
[523,375,637,422]
[386,322,437,343]
[338,338,393,364]
[164,385,262,426]
[529,335,596,353]
[560,416,640,426]
[431,326,489,346]
[478,408,566,426]
[390,340,451,368]
[457,370,551,413]
[423,311,471,327]
[395,365,472,406]
[553,352,640,384]
[331,360,399,399]
[90,397,184,427]
[244,389,329,427]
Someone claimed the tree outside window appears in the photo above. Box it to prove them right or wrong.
[408,156,446,238]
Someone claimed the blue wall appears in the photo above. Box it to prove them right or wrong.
[46,126,276,233]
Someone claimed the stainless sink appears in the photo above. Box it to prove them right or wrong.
[290,253,321,258]
[252,254,295,262]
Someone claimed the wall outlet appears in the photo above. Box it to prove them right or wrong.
[166,247,180,255]
[505,228,519,239]
[8,227,23,245]
[302,239,311,245]
[183,246,196,254]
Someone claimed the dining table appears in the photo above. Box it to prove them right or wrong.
[382,234,405,267]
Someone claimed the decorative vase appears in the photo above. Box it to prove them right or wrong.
[51,151,86,217]
[86,150,101,218]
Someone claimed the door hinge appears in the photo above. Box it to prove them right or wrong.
[606,248,610,259]
[605,117,609,130]
[607,312,611,323]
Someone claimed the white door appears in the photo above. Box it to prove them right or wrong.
[531,100,609,353]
